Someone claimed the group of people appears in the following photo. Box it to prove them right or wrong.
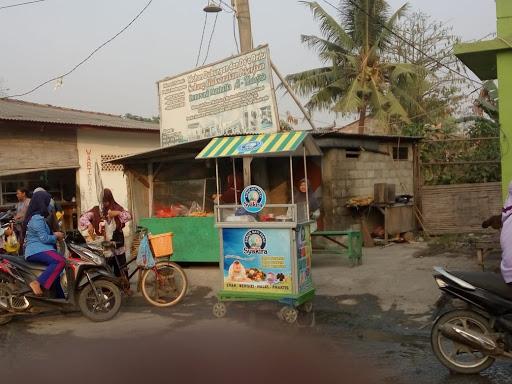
[1,187,131,296]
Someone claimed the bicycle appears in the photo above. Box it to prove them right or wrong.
[108,226,188,308]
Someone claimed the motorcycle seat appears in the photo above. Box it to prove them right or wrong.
[0,254,47,272]
[451,271,512,301]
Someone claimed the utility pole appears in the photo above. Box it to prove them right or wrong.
[232,0,253,53]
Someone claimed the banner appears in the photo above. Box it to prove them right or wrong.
[158,45,279,147]
[222,228,292,294]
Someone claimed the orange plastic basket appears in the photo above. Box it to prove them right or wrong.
[149,232,173,258]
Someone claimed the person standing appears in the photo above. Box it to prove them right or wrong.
[23,191,65,296]
[102,189,131,278]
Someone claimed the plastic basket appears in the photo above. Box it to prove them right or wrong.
[149,232,173,258]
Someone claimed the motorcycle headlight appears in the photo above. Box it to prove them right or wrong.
[435,277,448,288]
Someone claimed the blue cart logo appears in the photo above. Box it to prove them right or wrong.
[238,140,263,153]
[243,230,267,254]
[241,185,266,213]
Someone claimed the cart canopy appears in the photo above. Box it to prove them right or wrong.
[196,131,321,159]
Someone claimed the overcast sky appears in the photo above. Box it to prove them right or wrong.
[0,0,497,127]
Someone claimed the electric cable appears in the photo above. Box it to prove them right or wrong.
[202,12,219,65]
[0,0,45,10]
[4,0,153,98]
[195,12,208,66]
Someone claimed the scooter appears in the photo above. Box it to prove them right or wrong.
[0,231,122,325]
[431,266,512,374]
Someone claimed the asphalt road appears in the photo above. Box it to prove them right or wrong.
[1,286,511,384]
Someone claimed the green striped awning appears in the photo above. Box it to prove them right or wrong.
[196,131,308,159]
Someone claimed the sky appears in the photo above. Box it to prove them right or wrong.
[0,0,497,128]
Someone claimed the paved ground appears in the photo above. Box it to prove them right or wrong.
[1,243,511,383]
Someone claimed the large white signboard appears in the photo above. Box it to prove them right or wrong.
[158,45,279,147]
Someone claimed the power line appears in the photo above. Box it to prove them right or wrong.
[219,0,235,13]
[195,13,208,67]
[232,13,240,53]
[4,0,153,98]
[0,0,45,10]
[202,13,219,65]
[322,0,483,86]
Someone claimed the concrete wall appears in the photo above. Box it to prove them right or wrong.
[321,144,414,230]
[76,127,159,215]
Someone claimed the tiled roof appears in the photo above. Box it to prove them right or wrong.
[0,98,159,131]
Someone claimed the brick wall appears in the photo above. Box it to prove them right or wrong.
[321,145,414,230]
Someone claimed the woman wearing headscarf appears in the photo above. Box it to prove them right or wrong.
[23,191,65,296]
[212,173,243,204]
[78,206,102,240]
[501,182,512,283]
[102,189,131,278]
[294,178,320,217]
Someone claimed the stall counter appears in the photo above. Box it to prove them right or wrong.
[139,216,219,263]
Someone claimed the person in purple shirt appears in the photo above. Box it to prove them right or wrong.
[501,182,512,284]
[22,191,65,296]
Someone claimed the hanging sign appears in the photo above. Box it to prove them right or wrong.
[241,185,266,213]
[158,45,279,147]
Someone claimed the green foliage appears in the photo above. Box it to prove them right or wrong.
[386,11,472,134]
[285,1,421,133]
[421,81,500,185]
[123,113,160,123]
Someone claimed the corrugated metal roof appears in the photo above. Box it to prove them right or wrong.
[0,98,159,131]
[312,129,422,142]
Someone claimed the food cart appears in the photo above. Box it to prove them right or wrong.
[196,131,322,324]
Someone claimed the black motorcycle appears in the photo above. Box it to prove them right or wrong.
[431,266,512,374]
[0,231,122,325]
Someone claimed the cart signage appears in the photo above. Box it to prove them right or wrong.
[243,230,267,254]
[158,45,279,147]
[296,225,313,293]
[222,228,292,294]
[237,140,263,153]
[241,185,266,213]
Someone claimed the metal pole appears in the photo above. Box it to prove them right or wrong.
[148,162,154,218]
[271,60,317,131]
[303,146,310,220]
[232,0,253,53]
[215,159,220,221]
[289,156,294,204]
[232,158,238,205]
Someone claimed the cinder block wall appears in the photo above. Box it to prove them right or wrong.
[321,145,414,230]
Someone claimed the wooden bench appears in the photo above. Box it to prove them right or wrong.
[472,237,501,271]
[311,230,363,265]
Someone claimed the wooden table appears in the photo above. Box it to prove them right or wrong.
[311,230,363,265]
[371,203,416,244]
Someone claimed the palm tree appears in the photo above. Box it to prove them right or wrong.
[285,1,420,134]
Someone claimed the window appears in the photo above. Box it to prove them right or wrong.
[392,146,409,160]
[345,147,361,159]
[0,169,76,206]
[101,154,126,172]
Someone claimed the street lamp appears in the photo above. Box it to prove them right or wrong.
[203,1,222,13]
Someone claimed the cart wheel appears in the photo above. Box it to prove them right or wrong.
[281,306,298,324]
[299,301,313,313]
[212,302,227,318]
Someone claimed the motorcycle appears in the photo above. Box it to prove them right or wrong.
[0,231,122,325]
[431,266,512,374]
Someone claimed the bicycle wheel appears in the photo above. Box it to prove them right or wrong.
[141,261,188,307]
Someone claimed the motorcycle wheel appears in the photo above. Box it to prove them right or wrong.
[0,283,13,326]
[78,279,122,322]
[431,310,495,374]
[141,261,188,307]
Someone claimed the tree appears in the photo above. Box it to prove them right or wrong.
[285,1,420,134]
[123,113,160,123]
[386,11,472,135]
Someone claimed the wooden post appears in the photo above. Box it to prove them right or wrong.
[232,0,253,53]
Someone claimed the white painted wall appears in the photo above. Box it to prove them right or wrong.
[76,127,159,215]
